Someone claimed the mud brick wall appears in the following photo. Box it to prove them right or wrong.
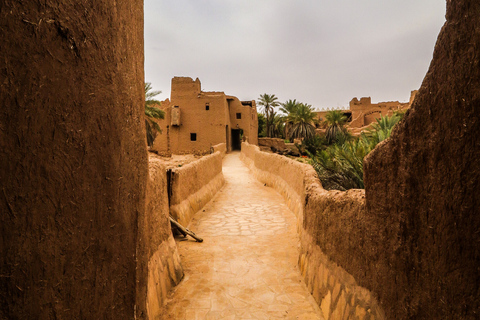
[0,1,145,319]
[364,0,480,318]
[240,143,305,223]
[169,152,225,226]
[242,5,480,314]
[241,142,384,319]
[212,143,227,157]
[135,156,184,319]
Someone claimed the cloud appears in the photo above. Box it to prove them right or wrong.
[144,0,446,109]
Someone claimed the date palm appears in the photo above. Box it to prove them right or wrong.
[287,103,317,140]
[280,99,301,138]
[145,82,165,147]
[324,110,347,144]
[258,94,279,138]
[280,99,300,115]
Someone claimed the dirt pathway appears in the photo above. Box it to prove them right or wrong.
[162,152,323,319]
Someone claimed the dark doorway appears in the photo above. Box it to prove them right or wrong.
[231,129,243,151]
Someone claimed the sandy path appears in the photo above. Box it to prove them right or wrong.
[162,152,323,320]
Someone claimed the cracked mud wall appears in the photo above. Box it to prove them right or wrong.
[0,1,145,319]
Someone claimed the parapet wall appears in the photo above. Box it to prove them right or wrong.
[137,156,184,319]
[169,152,225,227]
[240,143,304,223]
[139,152,226,318]
[241,142,385,319]
[212,143,227,157]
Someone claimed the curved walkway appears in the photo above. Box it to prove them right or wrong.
[162,152,323,320]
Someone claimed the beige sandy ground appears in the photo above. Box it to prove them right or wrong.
[162,152,323,320]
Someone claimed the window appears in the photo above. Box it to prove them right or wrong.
[190,133,197,141]
[236,113,241,119]
[205,103,210,111]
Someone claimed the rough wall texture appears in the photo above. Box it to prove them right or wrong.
[364,1,480,318]
[140,157,183,319]
[241,143,383,319]
[169,152,225,226]
[0,1,145,319]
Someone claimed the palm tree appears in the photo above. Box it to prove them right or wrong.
[145,82,165,147]
[258,94,279,138]
[280,99,301,138]
[287,103,318,141]
[257,112,267,137]
[269,111,286,138]
[280,99,300,115]
[362,113,403,145]
[324,110,347,144]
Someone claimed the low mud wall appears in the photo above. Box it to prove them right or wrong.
[241,142,384,319]
[212,143,227,157]
[240,143,304,224]
[169,152,225,227]
[136,156,184,319]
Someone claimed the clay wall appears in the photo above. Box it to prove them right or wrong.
[363,1,480,318]
[169,152,225,227]
[240,143,384,319]
[212,143,227,157]
[348,94,413,128]
[141,157,183,319]
[0,1,146,318]
[152,77,257,154]
[171,76,202,99]
[227,97,258,147]
[153,89,228,155]
[258,137,287,151]
[241,6,480,315]
[314,91,417,131]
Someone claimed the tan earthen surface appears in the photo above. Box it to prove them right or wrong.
[162,153,323,320]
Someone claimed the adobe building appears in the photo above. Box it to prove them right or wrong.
[152,77,258,154]
[314,90,418,129]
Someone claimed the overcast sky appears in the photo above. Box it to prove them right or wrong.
[144,0,446,110]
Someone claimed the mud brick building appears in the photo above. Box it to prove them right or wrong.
[152,77,258,154]
[314,90,418,129]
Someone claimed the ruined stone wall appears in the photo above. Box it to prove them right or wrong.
[349,96,411,127]
[169,152,225,227]
[363,1,480,318]
[0,1,146,318]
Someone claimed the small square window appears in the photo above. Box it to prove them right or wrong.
[190,133,197,141]
[205,103,210,110]
[236,113,241,119]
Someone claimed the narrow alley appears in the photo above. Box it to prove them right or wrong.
[162,153,323,319]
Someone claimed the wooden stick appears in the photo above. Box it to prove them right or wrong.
[169,216,203,242]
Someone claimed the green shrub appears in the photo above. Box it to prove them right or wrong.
[309,114,402,190]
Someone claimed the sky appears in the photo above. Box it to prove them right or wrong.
[144,0,446,111]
